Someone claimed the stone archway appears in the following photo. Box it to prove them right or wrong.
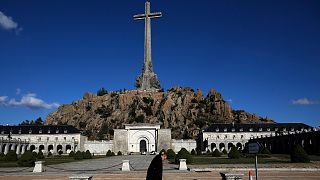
[219,143,225,152]
[236,143,243,150]
[66,145,72,154]
[57,145,63,154]
[39,145,45,153]
[228,143,234,151]
[48,145,53,153]
[140,139,147,153]
[30,145,36,152]
[211,143,216,151]
[1,144,6,153]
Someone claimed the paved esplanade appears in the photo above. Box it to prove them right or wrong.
[134,1,161,90]
[44,155,174,172]
[1,156,320,179]
[0,155,177,175]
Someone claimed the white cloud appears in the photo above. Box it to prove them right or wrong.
[7,93,59,109]
[291,98,319,105]
[226,99,233,103]
[16,88,21,95]
[0,11,22,33]
[0,96,8,104]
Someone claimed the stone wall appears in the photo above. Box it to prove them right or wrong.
[157,129,171,151]
[113,129,128,154]
[171,139,197,153]
[84,140,113,155]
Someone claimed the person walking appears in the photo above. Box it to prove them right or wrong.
[146,151,167,180]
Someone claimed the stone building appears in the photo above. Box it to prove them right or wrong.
[113,123,171,154]
[0,125,85,155]
[200,123,312,152]
[0,123,196,155]
[1,123,315,156]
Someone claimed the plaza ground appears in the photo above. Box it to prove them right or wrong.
[0,155,319,179]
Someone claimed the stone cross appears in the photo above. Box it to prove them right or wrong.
[134,1,161,90]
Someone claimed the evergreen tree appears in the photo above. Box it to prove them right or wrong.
[18,151,36,167]
[106,150,113,157]
[84,150,92,159]
[5,150,18,161]
[166,149,176,160]
[176,148,193,164]
[228,146,241,159]
[212,149,221,157]
[290,144,310,163]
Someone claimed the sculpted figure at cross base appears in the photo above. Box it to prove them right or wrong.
[134,1,161,90]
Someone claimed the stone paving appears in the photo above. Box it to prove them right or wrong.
[0,155,320,179]
[0,155,178,175]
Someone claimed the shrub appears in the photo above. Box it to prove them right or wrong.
[58,150,63,155]
[74,151,83,160]
[160,149,166,155]
[191,149,196,155]
[212,149,221,157]
[69,151,75,157]
[32,151,38,158]
[290,144,310,163]
[37,151,45,159]
[176,148,193,164]
[196,148,202,155]
[111,152,115,156]
[106,150,113,157]
[117,151,122,156]
[260,147,271,154]
[84,150,92,159]
[222,149,228,154]
[0,153,4,161]
[18,151,36,167]
[5,150,18,161]
[206,149,211,155]
[166,149,176,160]
[47,152,53,157]
[228,146,241,159]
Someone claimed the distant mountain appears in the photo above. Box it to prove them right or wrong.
[45,86,274,140]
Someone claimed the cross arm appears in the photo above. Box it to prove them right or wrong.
[133,12,162,20]
[133,14,146,20]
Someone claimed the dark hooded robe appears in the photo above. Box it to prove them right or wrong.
[146,154,163,180]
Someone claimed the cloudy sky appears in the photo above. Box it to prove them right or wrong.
[0,0,319,127]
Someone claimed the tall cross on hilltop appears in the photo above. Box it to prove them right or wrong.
[134,1,161,90]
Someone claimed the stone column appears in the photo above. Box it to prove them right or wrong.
[44,143,48,153]
[16,144,21,155]
[53,143,57,154]
[21,145,26,154]
[11,144,16,151]
[4,144,9,155]
[62,144,67,154]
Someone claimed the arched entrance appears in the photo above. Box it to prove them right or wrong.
[39,145,45,153]
[48,145,53,153]
[30,145,35,152]
[140,139,147,153]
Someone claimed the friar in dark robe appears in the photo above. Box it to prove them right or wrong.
[146,152,167,180]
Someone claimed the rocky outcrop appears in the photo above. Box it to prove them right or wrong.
[45,87,274,140]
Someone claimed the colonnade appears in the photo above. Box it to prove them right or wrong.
[249,131,320,155]
[0,139,77,155]
[207,141,245,152]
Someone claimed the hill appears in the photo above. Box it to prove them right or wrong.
[45,86,274,140]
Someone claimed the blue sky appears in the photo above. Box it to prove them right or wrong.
[0,0,319,127]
